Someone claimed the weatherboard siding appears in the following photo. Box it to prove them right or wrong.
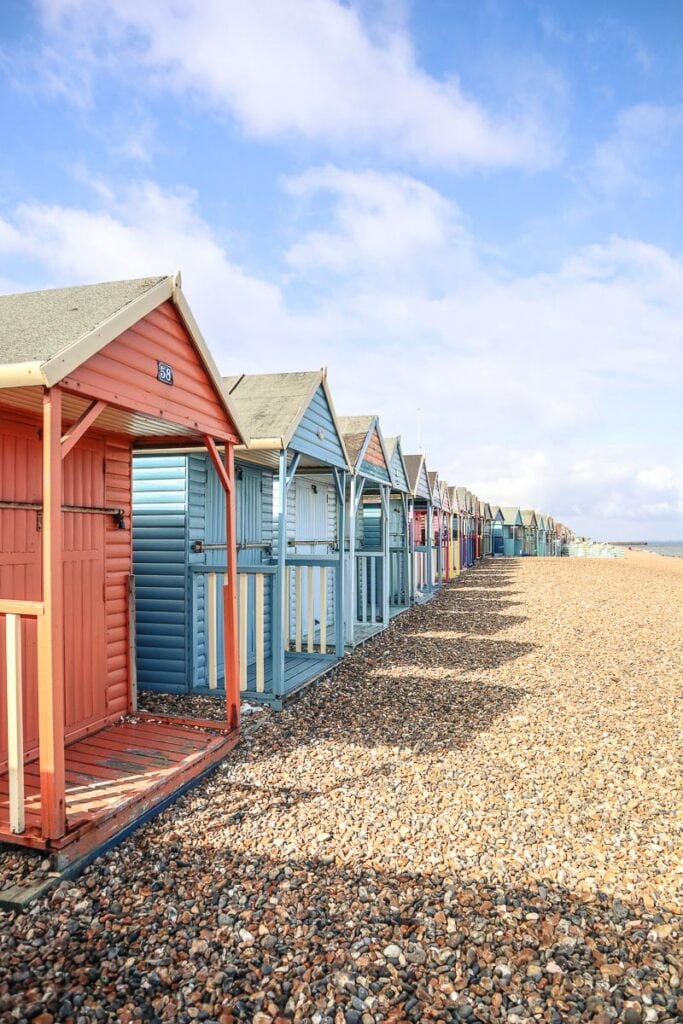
[290,385,346,467]
[132,454,189,692]
[63,302,237,440]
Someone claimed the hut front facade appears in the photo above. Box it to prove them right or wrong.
[134,370,349,710]
[405,454,435,602]
[339,416,393,646]
[0,274,244,862]
[521,510,538,556]
[384,436,412,618]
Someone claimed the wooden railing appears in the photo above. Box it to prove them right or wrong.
[284,556,337,655]
[413,547,430,594]
[237,566,276,693]
[354,552,384,624]
[389,546,408,608]
[1,599,44,835]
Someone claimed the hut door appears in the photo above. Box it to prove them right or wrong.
[295,479,328,631]
[62,439,107,735]
[0,421,42,764]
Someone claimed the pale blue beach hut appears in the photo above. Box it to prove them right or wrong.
[133,369,350,709]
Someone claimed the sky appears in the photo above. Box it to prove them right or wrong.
[0,0,682,541]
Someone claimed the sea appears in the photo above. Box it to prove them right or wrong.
[642,541,683,558]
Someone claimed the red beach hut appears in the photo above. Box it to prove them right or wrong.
[0,274,245,866]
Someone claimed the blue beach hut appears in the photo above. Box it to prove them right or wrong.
[404,453,435,603]
[338,416,393,646]
[133,369,349,709]
[384,436,412,618]
[497,506,524,555]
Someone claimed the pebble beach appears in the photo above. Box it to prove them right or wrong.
[1,553,681,1023]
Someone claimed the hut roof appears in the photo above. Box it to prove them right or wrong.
[337,415,375,467]
[427,471,442,509]
[521,509,538,528]
[404,454,424,492]
[499,506,522,525]
[0,273,247,441]
[385,435,410,493]
[0,277,166,366]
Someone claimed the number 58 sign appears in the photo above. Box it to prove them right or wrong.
[157,361,174,385]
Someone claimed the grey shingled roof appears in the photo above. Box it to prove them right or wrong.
[223,371,320,445]
[337,415,375,467]
[500,506,521,525]
[521,509,537,528]
[404,454,426,494]
[0,277,166,364]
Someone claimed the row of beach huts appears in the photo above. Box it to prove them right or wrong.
[0,275,576,872]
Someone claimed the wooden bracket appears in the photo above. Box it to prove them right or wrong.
[61,400,107,459]
[204,436,233,494]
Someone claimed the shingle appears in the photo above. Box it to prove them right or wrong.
[224,371,321,444]
[0,277,166,364]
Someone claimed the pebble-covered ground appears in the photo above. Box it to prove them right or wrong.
[1,553,681,1024]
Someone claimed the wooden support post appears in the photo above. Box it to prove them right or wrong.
[37,387,66,840]
[5,613,24,834]
[128,574,137,712]
[426,501,433,593]
[222,445,240,731]
[272,450,287,697]
[381,486,390,625]
[335,470,346,658]
[346,475,356,644]
[295,566,303,652]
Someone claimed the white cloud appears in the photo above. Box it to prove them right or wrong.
[284,166,472,278]
[590,104,683,196]
[0,171,681,539]
[33,0,557,170]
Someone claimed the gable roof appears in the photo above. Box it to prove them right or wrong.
[337,415,374,467]
[455,486,468,512]
[521,509,538,528]
[385,435,410,493]
[0,273,247,441]
[337,414,391,481]
[499,506,523,526]
[439,480,452,513]
[428,471,442,509]
[404,453,432,500]
[224,370,348,469]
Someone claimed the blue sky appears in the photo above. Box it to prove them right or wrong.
[1,0,682,540]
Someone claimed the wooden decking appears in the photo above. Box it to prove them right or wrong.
[0,717,237,865]
[242,651,339,707]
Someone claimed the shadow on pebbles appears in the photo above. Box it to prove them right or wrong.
[1,556,681,1023]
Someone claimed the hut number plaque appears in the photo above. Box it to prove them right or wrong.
[157,361,174,385]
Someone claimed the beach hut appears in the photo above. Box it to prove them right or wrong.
[465,491,476,567]
[405,453,434,602]
[536,514,548,556]
[134,370,350,710]
[498,507,524,555]
[338,416,393,646]
[427,471,444,588]
[521,510,538,556]
[384,436,412,618]
[491,506,505,555]
[439,481,453,580]
[482,501,493,556]
[454,487,468,569]
[0,274,245,863]
[448,486,461,575]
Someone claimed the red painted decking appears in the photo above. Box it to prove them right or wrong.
[0,717,236,863]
